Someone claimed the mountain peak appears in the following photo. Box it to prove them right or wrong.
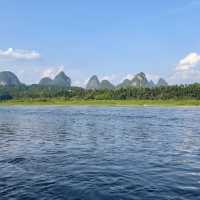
[148,80,155,88]
[39,77,52,85]
[0,71,21,86]
[90,75,99,81]
[117,79,131,88]
[157,78,168,86]
[39,71,71,87]
[55,71,67,78]
[118,73,168,88]
[131,72,148,87]
[136,72,146,77]
[53,71,71,87]
[86,75,100,90]
[100,80,115,90]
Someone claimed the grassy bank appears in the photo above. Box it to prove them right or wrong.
[1,98,200,106]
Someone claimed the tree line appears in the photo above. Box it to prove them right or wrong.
[0,83,200,100]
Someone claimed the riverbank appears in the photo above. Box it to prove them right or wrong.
[1,99,200,106]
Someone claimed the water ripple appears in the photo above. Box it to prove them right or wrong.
[0,106,200,200]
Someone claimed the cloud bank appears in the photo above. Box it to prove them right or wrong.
[169,52,200,84]
[176,52,200,71]
[0,48,40,60]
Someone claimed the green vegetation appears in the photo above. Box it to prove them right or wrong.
[1,99,200,106]
[1,83,200,106]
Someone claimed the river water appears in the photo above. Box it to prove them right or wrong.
[0,106,200,199]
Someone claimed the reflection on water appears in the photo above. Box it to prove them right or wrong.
[0,106,200,200]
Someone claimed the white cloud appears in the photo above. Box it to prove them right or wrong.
[169,52,200,84]
[169,69,200,84]
[0,48,40,60]
[146,73,160,82]
[40,65,64,79]
[176,52,200,71]
[100,74,118,83]
[83,78,90,86]
[124,74,135,80]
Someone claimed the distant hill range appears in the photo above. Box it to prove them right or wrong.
[86,72,168,90]
[39,71,71,87]
[118,72,168,88]
[86,75,115,90]
[0,71,168,89]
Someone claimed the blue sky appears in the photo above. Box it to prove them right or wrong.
[0,0,200,86]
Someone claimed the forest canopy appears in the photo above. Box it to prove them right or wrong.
[1,84,200,101]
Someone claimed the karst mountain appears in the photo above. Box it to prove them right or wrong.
[0,70,168,89]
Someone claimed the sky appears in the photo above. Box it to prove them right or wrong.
[0,0,200,86]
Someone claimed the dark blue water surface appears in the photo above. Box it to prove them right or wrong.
[0,106,200,200]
